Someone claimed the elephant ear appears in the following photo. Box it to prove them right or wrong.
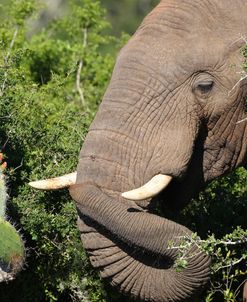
[77,214,211,302]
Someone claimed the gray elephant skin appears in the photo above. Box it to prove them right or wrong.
[244,281,247,302]
[69,1,247,301]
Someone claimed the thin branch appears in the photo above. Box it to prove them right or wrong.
[76,28,88,106]
[76,60,85,105]
[0,28,18,96]
[10,159,23,174]
[83,28,87,48]
[228,74,247,96]
[214,256,245,273]
[236,117,247,125]
[5,28,18,63]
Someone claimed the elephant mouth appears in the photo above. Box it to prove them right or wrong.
[29,157,211,302]
[122,149,205,213]
[28,167,205,213]
[131,175,204,215]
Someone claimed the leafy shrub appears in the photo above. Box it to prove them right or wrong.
[0,0,116,301]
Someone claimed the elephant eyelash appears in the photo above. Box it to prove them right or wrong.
[193,81,214,98]
[197,82,214,93]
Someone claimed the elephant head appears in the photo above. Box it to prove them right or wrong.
[30,0,247,301]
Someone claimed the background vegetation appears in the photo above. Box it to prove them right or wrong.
[0,0,246,301]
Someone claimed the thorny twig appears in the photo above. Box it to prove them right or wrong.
[168,234,247,250]
[228,35,247,124]
[214,256,246,273]
[228,73,247,96]
[168,234,247,271]
[0,28,18,96]
[76,28,88,106]
[9,159,23,174]
[228,73,247,125]
[236,117,247,124]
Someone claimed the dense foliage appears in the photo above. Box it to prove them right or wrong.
[0,0,246,301]
[0,0,116,301]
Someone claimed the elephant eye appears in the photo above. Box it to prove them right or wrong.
[194,80,214,98]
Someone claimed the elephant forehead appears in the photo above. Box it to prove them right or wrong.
[137,0,247,49]
[144,0,247,34]
[118,32,240,89]
[117,0,247,83]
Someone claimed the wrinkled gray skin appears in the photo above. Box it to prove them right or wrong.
[70,1,247,301]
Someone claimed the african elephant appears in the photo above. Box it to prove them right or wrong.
[30,0,247,301]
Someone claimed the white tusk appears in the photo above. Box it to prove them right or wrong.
[29,172,77,190]
[122,174,172,201]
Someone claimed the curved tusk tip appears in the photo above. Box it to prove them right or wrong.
[28,181,44,189]
[28,172,77,191]
[28,180,58,190]
[121,174,172,201]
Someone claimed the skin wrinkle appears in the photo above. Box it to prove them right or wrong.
[116,50,160,78]
[149,88,198,176]
[142,0,219,38]
[120,259,140,294]
[79,155,131,194]
[116,69,171,96]
[118,98,144,183]
[115,44,210,94]
[125,89,184,178]
[110,76,169,98]
[111,79,162,184]
[133,89,164,143]
[118,45,180,90]
[86,142,129,191]
[114,258,137,286]
[107,257,134,280]
[120,262,139,292]
[129,265,144,299]
[204,97,246,176]
[227,105,245,165]
[238,124,247,164]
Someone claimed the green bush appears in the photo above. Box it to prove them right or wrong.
[0,0,116,301]
[0,1,246,301]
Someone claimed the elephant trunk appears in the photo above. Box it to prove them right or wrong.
[70,51,210,301]
[70,182,211,302]
[72,183,192,257]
